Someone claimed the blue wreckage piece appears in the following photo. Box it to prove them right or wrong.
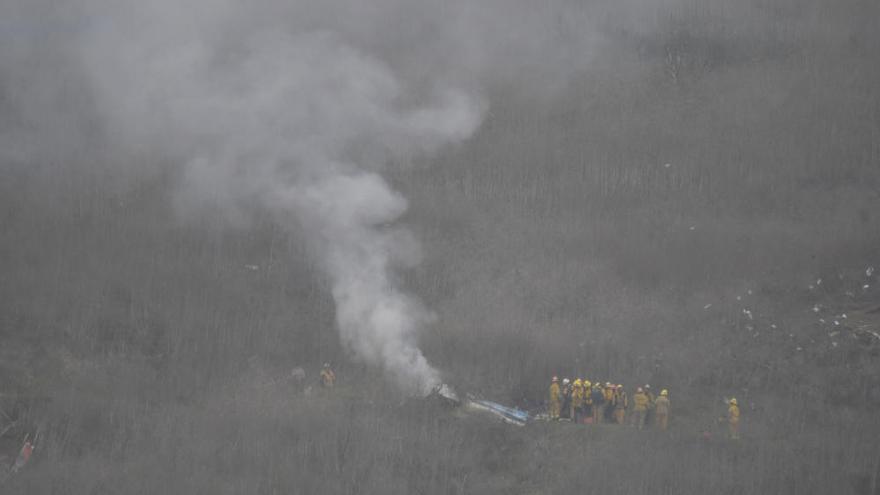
[468,399,529,426]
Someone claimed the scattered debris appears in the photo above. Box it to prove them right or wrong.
[703,303,712,310]
[465,398,528,426]
[10,435,35,474]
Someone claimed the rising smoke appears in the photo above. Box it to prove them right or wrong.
[1,0,599,394]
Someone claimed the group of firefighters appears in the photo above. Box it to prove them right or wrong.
[547,376,741,439]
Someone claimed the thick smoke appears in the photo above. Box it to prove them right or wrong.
[75,5,483,394]
[1,0,599,394]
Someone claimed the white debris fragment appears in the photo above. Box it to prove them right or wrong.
[736,296,742,301]
[834,320,840,326]
[870,331,880,340]
[864,284,870,290]
[796,347,803,351]
[244,264,260,271]
[829,331,839,337]
[770,324,777,329]
[812,306,820,313]
[664,163,672,168]
[816,278,822,286]
[832,342,838,348]
[703,304,712,310]
[867,266,875,277]
[808,285,815,290]
[842,314,847,319]
[819,318,826,324]
[747,289,753,295]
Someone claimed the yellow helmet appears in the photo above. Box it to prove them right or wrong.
[573,379,582,387]
[584,380,591,388]
[730,398,738,405]
[660,389,668,396]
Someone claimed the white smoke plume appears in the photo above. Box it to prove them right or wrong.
[1,0,599,394]
[72,2,483,394]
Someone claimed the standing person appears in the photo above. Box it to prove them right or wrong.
[571,379,585,423]
[591,382,606,424]
[548,376,561,420]
[583,380,593,422]
[727,398,741,440]
[603,382,615,422]
[644,384,656,428]
[654,389,671,431]
[561,379,572,420]
[320,362,336,388]
[614,384,628,424]
[631,387,649,430]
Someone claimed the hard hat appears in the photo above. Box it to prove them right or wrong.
[730,398,738,405]
[644,384,651,389]
[660,389,668,396]
[637,387,643,393]
[552,376,558,382]
[573,379,582,386]
[584,380,591,387]
[563,378,570,384]
[617,384,624,389]
[606,382,612,387]
[323,362,330,368]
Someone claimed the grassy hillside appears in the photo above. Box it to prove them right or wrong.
[1,0,880,493]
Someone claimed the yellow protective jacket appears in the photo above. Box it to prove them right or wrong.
[728,404,740,424]
[549,383,561,404]
[614,391,628,409]
[320,369,336,387]
[633,392,649,412]
[571,386,584,408]
[654,396,670,415]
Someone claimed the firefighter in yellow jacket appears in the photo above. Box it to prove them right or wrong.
[320,363,336,388]
[583,380,593,420]
[654,389,670,431]
[631,387,649,430]
[548,376,561,420]
[727,398,740,439]
[571,379,585,422]
[613,384,627,424]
